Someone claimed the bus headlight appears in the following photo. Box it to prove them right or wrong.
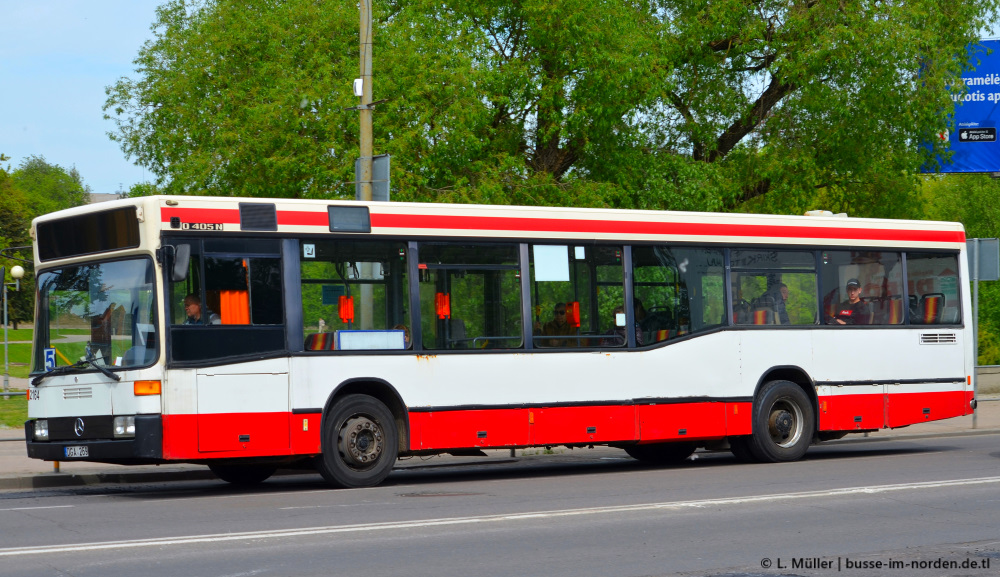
[33,419,49,441]
[113,416,136,438]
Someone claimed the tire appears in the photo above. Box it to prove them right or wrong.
[728,436,758,462]
[624,442,695,464]
[209,463,277,485]
[746,380,814,462]
[316,394,399,488]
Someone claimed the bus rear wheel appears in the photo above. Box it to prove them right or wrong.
[209,463,277,485]
[316,394,399,488]
[624,442,695,464]
[747,380,814,462]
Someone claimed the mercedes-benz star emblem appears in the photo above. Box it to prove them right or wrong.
[74,418,85,437]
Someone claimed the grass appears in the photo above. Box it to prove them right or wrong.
[2,342,31,378]
[0,394,27,429]
[3,328,34,341]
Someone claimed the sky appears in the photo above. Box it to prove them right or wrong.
[0,1,161,195]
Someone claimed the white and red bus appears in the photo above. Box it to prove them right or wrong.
[24,196,974,487]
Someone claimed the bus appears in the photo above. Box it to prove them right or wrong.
[23,196,974,487]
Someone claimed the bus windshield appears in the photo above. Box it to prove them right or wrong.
[33,258,158,373]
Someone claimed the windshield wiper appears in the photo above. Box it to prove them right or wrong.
[31,352,122,386]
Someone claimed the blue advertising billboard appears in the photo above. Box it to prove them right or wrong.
[928,39,1000,173]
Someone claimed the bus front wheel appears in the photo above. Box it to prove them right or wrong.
[747,380,814,462]
[316,394,399,488]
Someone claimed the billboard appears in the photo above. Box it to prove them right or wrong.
[927,39,1000,174]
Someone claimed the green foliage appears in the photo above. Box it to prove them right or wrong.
[11,156,91,216]
[921,174,1000,364]
[105,0,999,212]
[0,160,34,329]
[124,182,161,198]
[105,0,359,198]
[1,155,92,329]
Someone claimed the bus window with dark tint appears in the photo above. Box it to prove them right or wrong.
[167,239,286,362]
[530,244,625,347]
[37,207,140,261]
[907,252,961,324]
[418,243,522,350]
[820,250,902,325]
[299,240,410,351]
[731,250,817,326]
[632,246,724,343]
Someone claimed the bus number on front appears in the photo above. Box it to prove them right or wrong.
[180,222,224,231]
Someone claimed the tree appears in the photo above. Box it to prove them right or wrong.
[106,0,999,215]
[0,155,35,329]
[11,155,91,216]
[105,0,359,199]
[922,174,1000,364]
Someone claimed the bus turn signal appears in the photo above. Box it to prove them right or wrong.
[134,381,162,396]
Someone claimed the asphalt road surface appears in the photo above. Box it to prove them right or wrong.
[2,435,1000,577]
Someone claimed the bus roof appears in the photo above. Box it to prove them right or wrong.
[32,195,966,252]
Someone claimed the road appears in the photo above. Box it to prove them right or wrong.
[2,435,1000,577]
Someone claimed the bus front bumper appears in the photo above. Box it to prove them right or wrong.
[24,415,164,464]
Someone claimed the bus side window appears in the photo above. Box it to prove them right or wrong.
[731,249,817,326]
[529,244,626,348]
[299,240,411,350]
[418,243,522,350]
[906,252,961,324]
[633,246,724,341]
[820,250,901,325]
[167,239,286,362]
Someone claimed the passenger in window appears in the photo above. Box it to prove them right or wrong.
[634,299,647,326]
[828,279,871,325]
[183,294,220,325]
[393,324,411,349]
[601,305,643,347]
[534,303,578,347]
[769,283,790,325]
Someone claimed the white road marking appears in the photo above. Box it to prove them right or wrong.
[3,476,1000,556]
[0,505,74,512]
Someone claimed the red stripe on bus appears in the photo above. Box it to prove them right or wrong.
[817,390,969,431]
[370,214,965,243]
[278,211,328,226]
[407,401,750,450]
[161,207,241,223]
[158,391,969,460]
[160,207,965,244]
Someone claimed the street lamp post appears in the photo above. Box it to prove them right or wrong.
[3,265,25,395]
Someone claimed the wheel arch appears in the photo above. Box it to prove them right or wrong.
[753,365,818,434]
[322,377,410,453]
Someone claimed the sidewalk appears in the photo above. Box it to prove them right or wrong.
[2,397,999,491]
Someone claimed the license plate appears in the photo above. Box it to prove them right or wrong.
[64,446,89,458]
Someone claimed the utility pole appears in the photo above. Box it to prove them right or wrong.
[358,0,373,202]
[358,0,375,328]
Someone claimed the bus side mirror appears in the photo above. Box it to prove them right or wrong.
[171,244,191,282]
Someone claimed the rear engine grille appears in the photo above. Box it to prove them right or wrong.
[920,333,957,345]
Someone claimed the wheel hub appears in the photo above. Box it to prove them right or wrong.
[773,411,793,439]
[340,416,384,468]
